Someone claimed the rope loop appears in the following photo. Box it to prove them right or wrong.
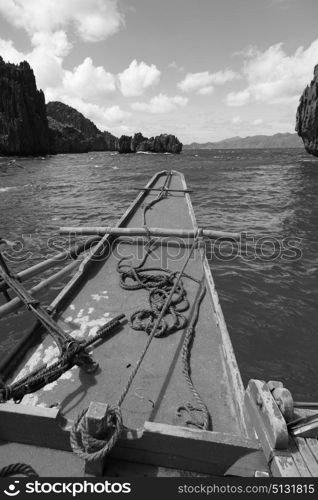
[70,405,123,463]
[130,309,167,337]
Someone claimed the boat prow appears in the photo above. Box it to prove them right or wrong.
[0,170,267,477]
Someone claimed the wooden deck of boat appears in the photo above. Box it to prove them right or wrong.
[0,170,261,476]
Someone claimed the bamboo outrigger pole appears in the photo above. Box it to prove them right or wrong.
[0,236,101,293]
[0,259,80,319]
[59,226,241,241]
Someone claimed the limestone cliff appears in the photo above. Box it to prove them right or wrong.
[46,101,118,152]
[47,117,89,154]
[296,65,318,156]
[0,57,49,155]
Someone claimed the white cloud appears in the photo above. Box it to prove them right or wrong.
[209,70,240,85]
[118,59,161,97]
[230,116,263,127]
[31,31,72,58]
[178,69,239,93]
[227,40,318,106]
[198,86,214,95]
[0,39,25,64]
[102,105,131,123]
[0,31,69,89]
[131,94,188,113]
[227,89,251,106]
[0,0,123,42]
[63,57,116,101]
[231,116,242,124]
[55,97,131,130]
[168,61,184,72]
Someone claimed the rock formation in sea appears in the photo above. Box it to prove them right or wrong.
[46,101,118,153]
[0,57,49,155]
[118,132,182,154]
[296,65,318,157]
[146,134,183,154]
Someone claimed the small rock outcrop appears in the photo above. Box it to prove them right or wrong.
[0,57,49,155]
[146,134,182,154]
[46,101,118,152]
[296,65,318,156]
[118,132,182,154]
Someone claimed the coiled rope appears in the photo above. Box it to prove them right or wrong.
[117,245,189,337]
[70,405,123,463]
[0,463,38,477]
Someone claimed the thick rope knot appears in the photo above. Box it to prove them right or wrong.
[119,256,190,338]
[70,405,123,463]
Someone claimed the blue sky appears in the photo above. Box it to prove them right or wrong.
[1,0,318,142]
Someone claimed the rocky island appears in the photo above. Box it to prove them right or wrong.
[0,57,49,155]
[118,132,182,154]
[296,65,318,157]
[0,58,182,156]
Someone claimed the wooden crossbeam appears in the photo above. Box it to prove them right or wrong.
[0,402,262,476]
[59,226,241,241]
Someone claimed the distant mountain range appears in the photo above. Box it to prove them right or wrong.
[184,133,303,149]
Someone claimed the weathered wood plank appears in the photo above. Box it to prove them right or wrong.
[0,402,70,450]
[294,437,318,476]
[84,402,109,476]
[245,380,289,457]
[270,455,301,477]
[0,403,260,476]
[306,438,318,463]
[288,437,312,477]
[115,422,260,476]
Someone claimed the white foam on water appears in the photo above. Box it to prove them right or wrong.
[0,184,30,193]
